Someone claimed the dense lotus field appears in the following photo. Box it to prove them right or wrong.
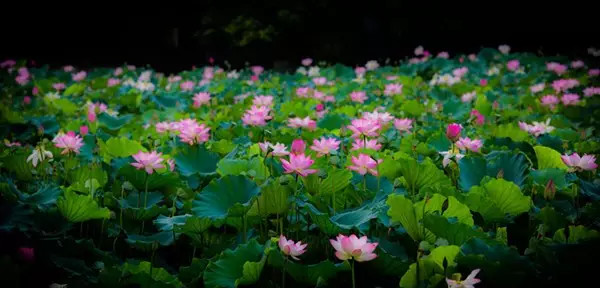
[1,46,600,288]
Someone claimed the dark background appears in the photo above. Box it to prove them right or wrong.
[1,1,599,73]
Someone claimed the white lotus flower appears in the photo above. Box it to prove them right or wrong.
[27,145,53,167]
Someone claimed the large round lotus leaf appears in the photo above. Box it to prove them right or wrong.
[192,175,260,219]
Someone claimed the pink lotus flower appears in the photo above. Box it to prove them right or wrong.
[519,119,554,136]
[180,81,194,91]
[32,87,39,95]
[131,151,165,174]
[446,269,481,288]
[4,140,22,147]
[251,65,264,75]
[561,153,598,171]
[138,71,152,82]
[259,141,290,157]
[301,58,313,66]
[330,234,378,262]
[350,91,367,103]
[242,105,272,126]
[280,153,318,177]
[259,141,271,154]
[470,110,485,126]
[278,235,308,260]
[394,118,413,132]
[88,112,97,122]
[23,96,31,105]
[168,75,182,83]
[296,87,311,98]
[63,65,75,72]
[455,137,483,153]
[107,78,121,87]
[414,46,424,56]
[347,118,380,138]
[72,71,87,82]
[589,69,600,77]
[354,67,366,77]
[271,143,290,157]
[52,131,84,155]
[167,158,175,172]
[541,95,559,109]
[114,67,123,76]
[363,111,394,126]
[561,93,580,106]
[452,67,468,78]
[552,79,579,92]
[365,60,379,71]
[193,92,211,108]
[310,137,340,156]
[312,77,327,86]
[583,87,600,97]
[446,123,462,141]
[547,62,567,75]
[384,83,403,96]
[386,75,398,81]
[287,117,316,130]
[18,247,35,263]
[348,154,381,176]
[155,121,175,134]
[461,91,477,103]
[530,83,545,93]
[437,51,449,59]
[0,59,16,68]
[571,60,584,69]
[468,54,477,61]
[250,75,259,82]
[253,95,274,107]
[127,65,136,71]
[80,125,89,136]
[313,90,325,100]
[351,138,381,151]
[177,119,210,145]
[506,60,520,71]
[498,44,511,54]
[316,103,325,112]
[479,79,487,86]
[15,74,29,85]
[53,83,66,91]
[88,102,108,114]
[291,139,306,155]
[203,67,214,80]
[440,149,465,168]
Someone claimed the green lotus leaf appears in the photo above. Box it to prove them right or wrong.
[203,239,267,288]
[57,189,110,222]
[174,145,220,176]
[192,175,259,219]
[464,178,531,223]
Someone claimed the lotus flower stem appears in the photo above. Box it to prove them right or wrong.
[363,175,367,194]
[150,246,156,277]
[282,255,288,288]
[243,215,248,243]
[256,198,264,241]
[143,174,149,209]
[328,154,336,215]
[120,186,124,228]
[276,212,280,234]
[295,174,299,240]
[351,260,356,288]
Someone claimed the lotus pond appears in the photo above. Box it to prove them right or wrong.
[1,46,600,287]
